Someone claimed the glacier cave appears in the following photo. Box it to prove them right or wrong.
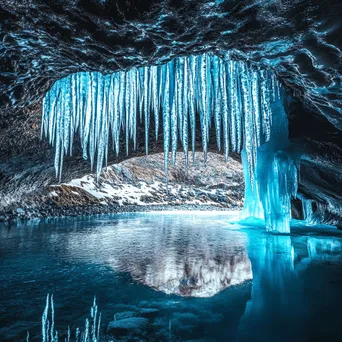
[41,54,296,232]
[0,0,341,341]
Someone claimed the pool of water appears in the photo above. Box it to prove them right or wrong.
[0,212,342,341]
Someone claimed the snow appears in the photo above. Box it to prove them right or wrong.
[51,172,230,207]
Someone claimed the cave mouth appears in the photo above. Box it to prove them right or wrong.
[41,52,297,233]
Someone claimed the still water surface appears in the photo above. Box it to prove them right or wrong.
[0,212,342,341]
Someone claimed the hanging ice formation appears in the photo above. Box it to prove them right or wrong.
[41,52,297,233]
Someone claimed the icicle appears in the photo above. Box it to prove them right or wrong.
[205,54,212,139]
[67,326,70,342]
[212,55,221,151]
[132,69,138,151]
[143,66,150,155]
[82,74,91,160]
[182,57,189,174]
[163,64,171,190]
[251,68,261,147]
[169,60,178,166]
[96,75,107,178]
[125,71,130,156]
[227,60,240,153]
[41,53,296,233]
[220,57,229,160]
[189,55,197,162]
[176,57,184,143]
[151,65,159,139]
[260,69,271,142]
[119,71,125,141]
[89,73,98,171]
[113,74,120,155]
[240,62,256,187]
[198,54,209,164]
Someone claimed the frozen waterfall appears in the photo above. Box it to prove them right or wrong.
[41,52,297,233]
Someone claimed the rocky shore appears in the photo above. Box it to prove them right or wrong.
[0,152,244,222]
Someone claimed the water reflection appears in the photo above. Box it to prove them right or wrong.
[306,237,341,260]
[63,214,252,297]
[0,213,342,341]
[238,234,342,342]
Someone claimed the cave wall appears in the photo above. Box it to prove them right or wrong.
[0,0,341,224]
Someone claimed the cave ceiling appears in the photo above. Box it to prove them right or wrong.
[0,0,341,130]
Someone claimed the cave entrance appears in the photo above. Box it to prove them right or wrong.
[41,52,297,233]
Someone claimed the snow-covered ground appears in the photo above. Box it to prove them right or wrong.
[48,152,244,209]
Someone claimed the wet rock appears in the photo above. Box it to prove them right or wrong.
[114,311,137,320]
[208,183,231,191]
[106,317,149,335]
[139,308,159,318]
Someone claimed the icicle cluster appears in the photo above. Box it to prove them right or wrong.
[41,52,297,233]
[41,53,281,188]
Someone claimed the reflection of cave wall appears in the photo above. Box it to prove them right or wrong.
[1,0,342,224]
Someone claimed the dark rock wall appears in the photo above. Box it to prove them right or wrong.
[0,0,341,224]
[1,0,341,126]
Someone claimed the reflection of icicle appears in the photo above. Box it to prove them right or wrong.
[239,234,342,341]
[42,53,295,232]
[238,235,294,341]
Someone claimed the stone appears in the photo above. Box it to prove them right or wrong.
[107,317,149,335]
[139,308,159,318]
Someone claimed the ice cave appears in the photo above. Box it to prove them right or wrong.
[0,0,341,341]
